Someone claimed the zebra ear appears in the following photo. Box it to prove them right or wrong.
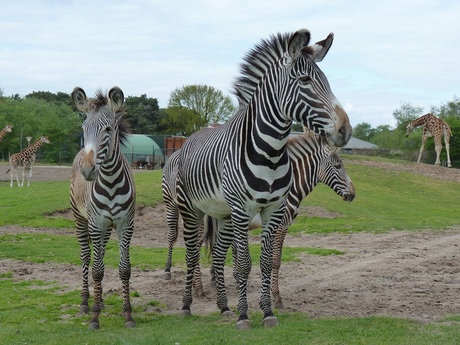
[71,87,88,112]
[288,29,311,60]
[108,87,124,111]
[304,33,334,62]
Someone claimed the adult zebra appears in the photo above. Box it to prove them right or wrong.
[163,128,355,300]
[176,29,352,329]
[70,87,136,330]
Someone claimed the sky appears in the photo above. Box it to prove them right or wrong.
[1,0,459,129]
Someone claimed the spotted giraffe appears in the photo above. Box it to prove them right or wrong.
[0,124,13,142]
[9,135,51,187]
[406,113,452,167]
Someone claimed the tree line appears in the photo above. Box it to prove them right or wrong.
[0,85,236,164]
[0,85,459,167]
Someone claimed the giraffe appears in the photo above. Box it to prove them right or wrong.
[406,113,452,167]
[8,135,51,187]
[0,124,13,142]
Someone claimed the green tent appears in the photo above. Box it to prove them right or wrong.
[121,134,163,168]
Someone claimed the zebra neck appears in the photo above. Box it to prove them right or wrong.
[100,146,123,177]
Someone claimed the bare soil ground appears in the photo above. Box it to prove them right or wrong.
[0,161,459,322]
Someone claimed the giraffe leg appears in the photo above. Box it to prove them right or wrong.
[445,137,452,167]
[434,143,442,165]
[20,166,26,187]
[27,167,32,187]
[417,136,426,163]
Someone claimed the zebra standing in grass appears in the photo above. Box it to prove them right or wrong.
[176,29,351,329]
[163,128,355,301]
[248,128,355,309]
[70,87,136,330]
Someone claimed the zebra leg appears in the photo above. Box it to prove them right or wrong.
[192,222,207,297]
[233,227,252,330]
[259,223,279,328]
[88,239,105,330]
[181,216,202,316]
[76,222,91,314]
[212,220,234,316]
[272,224,288,309]
[163,205,179,280]
[118,229,135,328]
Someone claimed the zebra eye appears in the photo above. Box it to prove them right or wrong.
[104,126,112,133]
[334,163,342,169]
[298,75,312,84]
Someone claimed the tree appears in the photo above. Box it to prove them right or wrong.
[161,106,206,136]
[392,102,424,130]
[353,122,375,142]
[124,94,165,134]
[168,84,235,129]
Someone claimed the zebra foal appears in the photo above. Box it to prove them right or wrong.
[70,87,136,330]
[176,29,351,329]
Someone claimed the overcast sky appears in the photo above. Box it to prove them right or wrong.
[1,0,459,128]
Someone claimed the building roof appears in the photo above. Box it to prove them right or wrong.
[343,137,379,150]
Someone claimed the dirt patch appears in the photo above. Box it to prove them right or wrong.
[0,161,459,322]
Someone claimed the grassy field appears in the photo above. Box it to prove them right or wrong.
[1,157,460,344]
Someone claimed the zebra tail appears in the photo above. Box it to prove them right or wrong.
[203,215,216,260]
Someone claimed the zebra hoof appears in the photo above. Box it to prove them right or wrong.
[125,320,136,328]
[79,305,90,314]
[275,301,285,309]
[88,322,100,330]
[181,309,192,317]
[163,272,172,280]
[236,319,251,330]
[263,316,279,328]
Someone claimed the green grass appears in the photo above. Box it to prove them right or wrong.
[289,160,460,233]
[1,158,460,344]
[0,170,164,228]
[0,233,342,269]
[1,276,459,345]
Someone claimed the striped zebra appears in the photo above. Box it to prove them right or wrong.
[70,87,136,330]
[162,128,355,297]
[162,145,217,298]
[242,128,355,309]
[176,29,351,329]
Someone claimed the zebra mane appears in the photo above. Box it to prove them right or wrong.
[89,89,131,147]
[232,32,293,106]
[288,127,328,148]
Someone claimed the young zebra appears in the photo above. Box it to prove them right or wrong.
[175,29,351,329]
[70,87,136,330]
[256,128,355,309]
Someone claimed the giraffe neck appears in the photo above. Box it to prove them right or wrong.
[23,139,45,157]
[0,128,9,141]
[411,113,433,128]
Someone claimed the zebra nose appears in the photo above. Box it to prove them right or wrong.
[329,106,352,147]
[80,149,96,181]
[80,165,96,181]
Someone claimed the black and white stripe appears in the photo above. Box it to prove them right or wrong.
[70,87,136,330]
[176,29,351,329]
[267,129,355,309]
